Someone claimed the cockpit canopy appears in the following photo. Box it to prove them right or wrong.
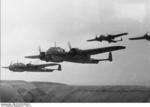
[46,47,65,55]
[11,63,26,68]
[100,34,105,38]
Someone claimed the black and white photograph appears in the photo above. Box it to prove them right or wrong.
[1,0,150,103]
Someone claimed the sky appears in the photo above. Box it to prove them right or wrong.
[1,0,150,85]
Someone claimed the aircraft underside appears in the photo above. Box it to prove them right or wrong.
[49,55,100,64]
[97,38,121,43]
[65,58,99,64]
[105,38,122,43]
[12,68,54,72]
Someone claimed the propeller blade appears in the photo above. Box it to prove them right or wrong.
[38,46,42,53]
[10,61,12,65]
[96,34,98,38]
[146,32,149,36]
[68,41,72,50]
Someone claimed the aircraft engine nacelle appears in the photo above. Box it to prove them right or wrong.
[108,35,113,38]
[40,52,45,60]
[69,48,80,57]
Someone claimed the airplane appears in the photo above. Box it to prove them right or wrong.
[87,33,128,43]
[25,42,125,64]
[129,32,150,41]
[2,62,61,72]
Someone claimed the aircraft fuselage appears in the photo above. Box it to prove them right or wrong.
[98,36,117,43]
[44,53,98,64]
[25,46,125,64]
[88,36,121,43]
[10,67,54,72]
[87,33,128,43]
[39,47,95,63]
[5,63,60,72]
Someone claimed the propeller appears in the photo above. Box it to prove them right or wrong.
[95,34,97,38]
[10,61,13,66]
[38,46,46,60]
[68,41,72,50]
[29,61,32,64]
[145,32,149,37]
[67,41,78,56]
[38,46,42,53]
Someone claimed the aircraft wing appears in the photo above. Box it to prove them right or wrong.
[129,36,145,40]
[31,63,60,68]
[111,33,128,38]
[80,46,125,56]
[43,46,125,57]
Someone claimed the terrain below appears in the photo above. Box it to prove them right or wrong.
[1,80,150,102]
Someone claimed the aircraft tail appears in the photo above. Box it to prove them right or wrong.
[108,52,113,62]
[120,37,123,41]
[96,52,113,62]
[58,64,62,71]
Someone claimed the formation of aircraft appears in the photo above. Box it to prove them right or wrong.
[2,62,61,72]
[3,31,149,72]
[87,33,128,43]
[25,42,125,64]
[129,32,150,41]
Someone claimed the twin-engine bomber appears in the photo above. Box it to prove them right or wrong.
[2,62,61,72]
[3,31,149,73]
[87,33,128,43]
[25,42,125,64]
